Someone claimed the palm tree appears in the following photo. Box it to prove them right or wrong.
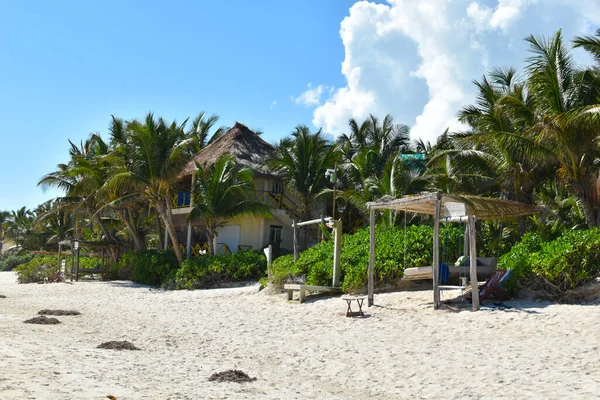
[573,29,600,64]
[522,30,600,227]
[187,112,228,155]
[335,114,418,225]
[189,154,271,255]
[0,210,10,253]
[33,200,74,249]
[39,133,122,260]
[342,152,427,225]
[5,207,35,250]
[266,125,338,221]
[107,113,192,264]
[452,68,551,204]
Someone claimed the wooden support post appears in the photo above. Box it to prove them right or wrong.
[186,222,193,259]
[267,244,273,279]
[469,216,480,311]
[57,243,62,276]
[332,220,342,287]
[368,207,375,307]
[293,220,299,263]
[75,246,80,281]
[433,197,441,310]
[299,286,306,303]
[464,223,469,259]
[70,244,74,282]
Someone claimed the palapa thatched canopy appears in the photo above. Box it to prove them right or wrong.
[367,193,543,220]
[366,192,544,312]
[181,122,275,177]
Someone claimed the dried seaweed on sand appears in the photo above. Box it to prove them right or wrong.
[208,370,257,383]
[24,316,61,324]
[97,341,140,350]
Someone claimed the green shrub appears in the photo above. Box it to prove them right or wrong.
[0,253,35,271]
[115,250,179,286]
[15,255,103,283]
[15,255,61,283]
[172,250,267,290]
[271,225,463,293]
[499,229,600,294]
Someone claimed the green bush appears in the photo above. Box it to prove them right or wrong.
[172,250,267,290]
[0,253,35,271]
[271,225,463,293]
[15,255,61,283]
[115,250,179,286]
[15,255,103,283]
[498,229,600,294]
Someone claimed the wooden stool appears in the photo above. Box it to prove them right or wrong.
[343,295,366,317]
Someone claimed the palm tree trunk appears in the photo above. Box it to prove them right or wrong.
[580,196,597,228]
[119,208,145,251]
[206,229,216,256]
[158,201,184,264]
[155,217,164,250]
[94,215,118,263]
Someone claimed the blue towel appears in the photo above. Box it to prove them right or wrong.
[440,262,450,283]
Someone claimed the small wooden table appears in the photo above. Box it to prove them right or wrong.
[343,295,366,317]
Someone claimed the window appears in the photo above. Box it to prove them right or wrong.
[272,181,284,194]
[269,225,283,246]
[177,191,191,207]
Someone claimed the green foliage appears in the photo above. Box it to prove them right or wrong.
[271,224,463,292]
[115,250,179,286]
[0,253,35,271]
[14,254,102,283]
[15,256,59,283]
[499,229,600,293]
[171,251,267,289]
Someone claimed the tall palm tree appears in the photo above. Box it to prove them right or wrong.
[522,30,600,227]
[266,125,338,221]
[189,154,271,255]
[107,113,192,264]
[39,133,122,260]
[187,112,228,155]
[452,67,550,205]
[335,114,417,225]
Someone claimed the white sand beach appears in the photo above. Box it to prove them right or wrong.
[1,271,599,400]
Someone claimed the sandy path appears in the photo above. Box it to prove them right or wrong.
[0,271,599,399]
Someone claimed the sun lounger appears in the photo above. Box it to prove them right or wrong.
[403,257,497,281]
[478,269,512,302]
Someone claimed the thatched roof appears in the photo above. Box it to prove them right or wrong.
[367,193,544,220]
[181,122,275,177]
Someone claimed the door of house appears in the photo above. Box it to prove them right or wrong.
[216,225,240,254]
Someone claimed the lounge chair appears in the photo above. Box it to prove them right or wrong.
[476,269,512,302]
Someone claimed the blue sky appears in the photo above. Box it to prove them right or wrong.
[1,0,599,212]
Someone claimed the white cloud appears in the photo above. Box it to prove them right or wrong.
[305,0,600,143]
[489,0,529,30]
[467,2,492,32]
[270,100,277,110]
[291,83,330,107]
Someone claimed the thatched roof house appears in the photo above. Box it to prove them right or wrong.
[181,122,275,177]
